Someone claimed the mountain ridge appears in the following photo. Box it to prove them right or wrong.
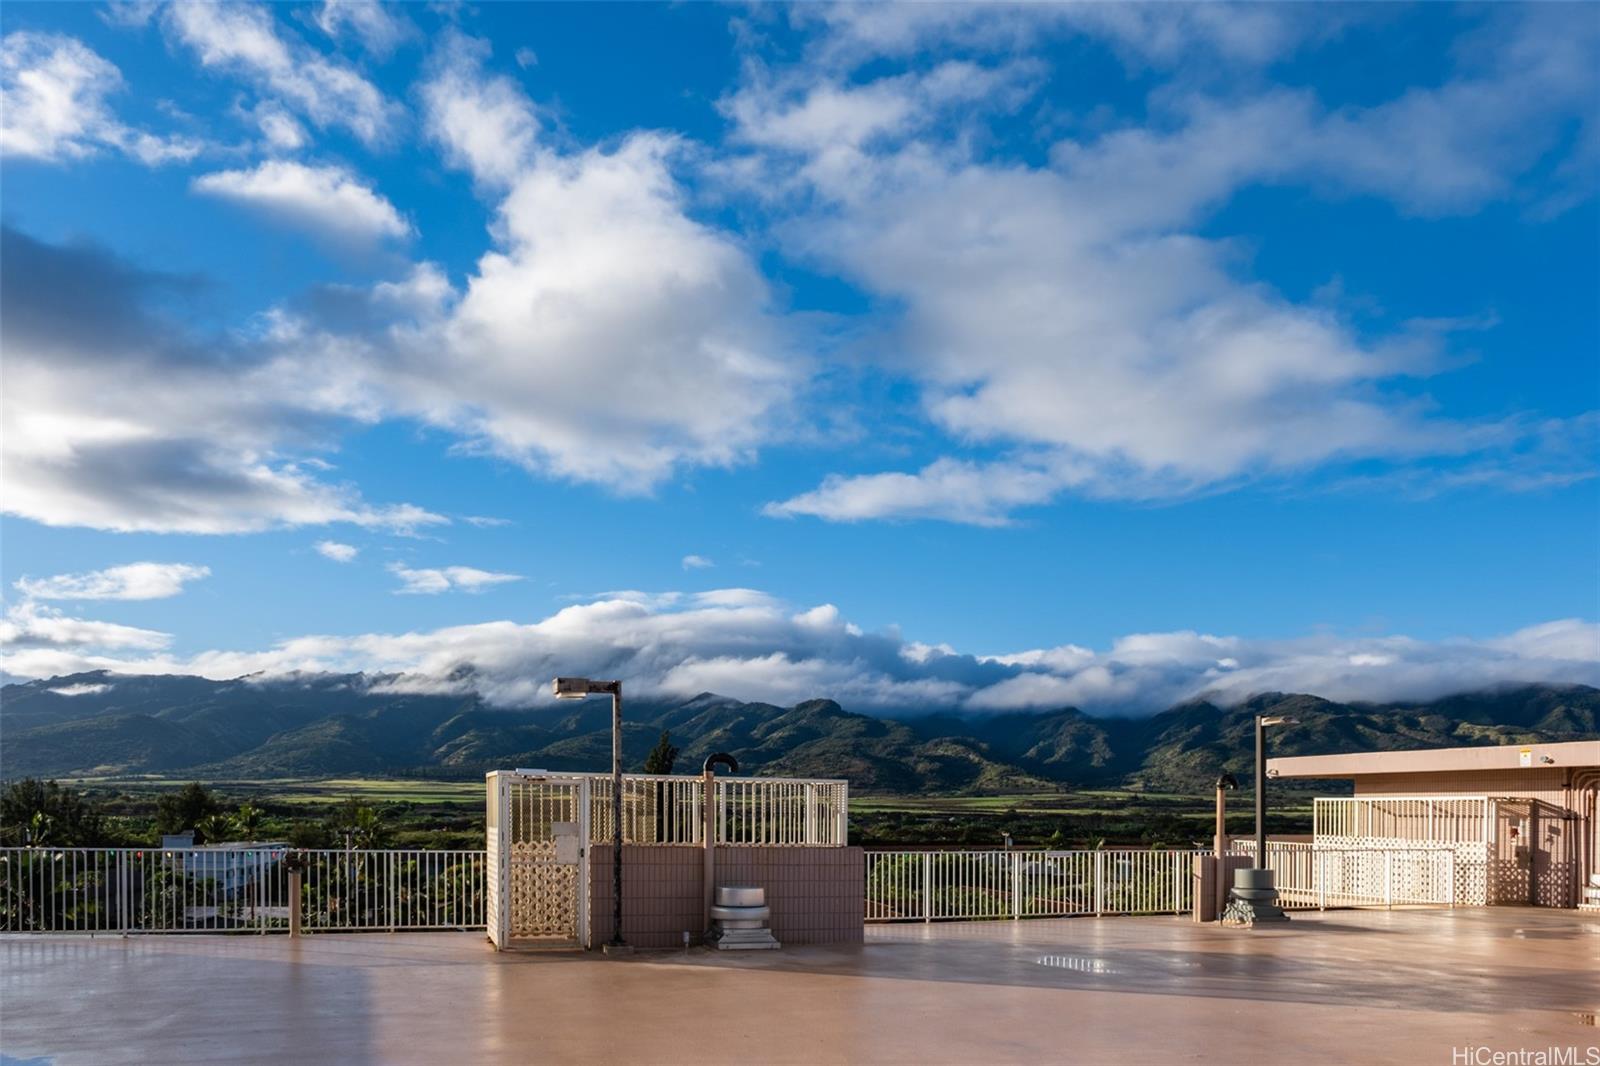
[2,671,1595,792]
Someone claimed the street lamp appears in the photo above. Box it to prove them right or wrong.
[1213,772,1239,921]
[1254,715,1298,866]
[554,676,627,952]
[1221,715,1300,926]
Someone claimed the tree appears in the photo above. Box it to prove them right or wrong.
[194,813,234,845]
[156,782,221,836]
[0,779,107,846]
[233,803,263,841]
[643,730,679,775]
[327,797,391,849]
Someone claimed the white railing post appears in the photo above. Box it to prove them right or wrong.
[921,852,932,923]
[1172,852,1183,915]
[118,850,130,936]
[1384,851,1393,909]
[1094,850,1105,917]
[1011,852,1021,920]
[804,784,817,846]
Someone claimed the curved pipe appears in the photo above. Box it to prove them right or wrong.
[703,752,739,775]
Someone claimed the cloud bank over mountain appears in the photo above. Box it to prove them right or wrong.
[2,589,1593,715]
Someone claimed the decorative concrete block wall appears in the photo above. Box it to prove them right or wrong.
[588,845,864,949]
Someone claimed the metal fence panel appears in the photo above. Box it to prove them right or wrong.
[865,849,1204,923]
[1,848,486,935]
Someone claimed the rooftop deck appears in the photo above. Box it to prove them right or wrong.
[4,909,1596,1065]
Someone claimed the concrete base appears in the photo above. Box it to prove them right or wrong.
[601,942,636,956]
[708,926,781,950]
[1220,898,1291,926]
[1222,867,1291,927]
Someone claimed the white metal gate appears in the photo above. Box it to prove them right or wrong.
[486,772,589,949]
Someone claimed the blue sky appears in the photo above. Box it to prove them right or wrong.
[1,2,1596,713]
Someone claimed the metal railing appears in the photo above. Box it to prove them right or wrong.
[1230,840,1458,908]
[865,849,1206,922]
[575,774,849,847]
[0,848,486,935]
[1314,795,1496,847]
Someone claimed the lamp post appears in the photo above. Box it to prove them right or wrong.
[1254,715,1298,866]
[554,676,627,952]
[1214,772,1238,921]
[1222,715,1299,926]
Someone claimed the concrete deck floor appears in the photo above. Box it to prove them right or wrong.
[2,908,1596,1065]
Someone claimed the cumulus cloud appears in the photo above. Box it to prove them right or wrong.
[15,562,210,601]
[0,31,200,164]
[745,7,1598,524]
[249,102,308,151]
[314,540,358,563]
[419,31,538,188]
[1,589,1593,714]
[193,161,411,242]
[387,563,522,594]
[793,2,1338,71]
[0,602,171,654]
[313,0,413,58]
[681,554,715,570]
[0,225,443,534]
[4,28,795,534]
[162,2,398,145]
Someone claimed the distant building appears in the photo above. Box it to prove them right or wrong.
[162,837,289,896]
[1270,739,1600,909]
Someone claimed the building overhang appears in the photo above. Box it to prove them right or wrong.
[1269,739,1600,780]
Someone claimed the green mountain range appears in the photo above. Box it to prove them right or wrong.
[2,672,1595,793]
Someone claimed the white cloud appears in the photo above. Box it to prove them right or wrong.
[745,9,1597,524]
[49,682,111,697]
[351,139,792,491]
[766,457,1083,526]
[15,562,210,601]
[162,2,397,145]
[0,31,199,164]
[314,540,358,563]
[3,28,792,533]
[419,31,538,188]
[388,563,522,595]
[250,102,306,151]
[1,590,1592,714]
[193,161,410,242]
[0,601,171,653]
[313,0,412,58]
[794,2,1334,71]
[681,554,715,570]
[0,225,444,534]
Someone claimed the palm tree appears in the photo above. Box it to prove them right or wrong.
[232,804,263,842]
[349,805,388,849]
[195,813,233,845]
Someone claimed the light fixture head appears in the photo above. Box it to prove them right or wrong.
[553,676,594,699]
[1259,715,1299,727]
[1216,772,1239,791]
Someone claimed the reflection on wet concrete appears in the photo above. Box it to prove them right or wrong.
[1,907,1595,1065]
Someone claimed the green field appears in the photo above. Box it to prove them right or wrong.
[56,776,1313,850]
[67,776,486,805]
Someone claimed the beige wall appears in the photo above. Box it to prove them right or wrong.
[1353,767,1568,801]
[588,845,864,949]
